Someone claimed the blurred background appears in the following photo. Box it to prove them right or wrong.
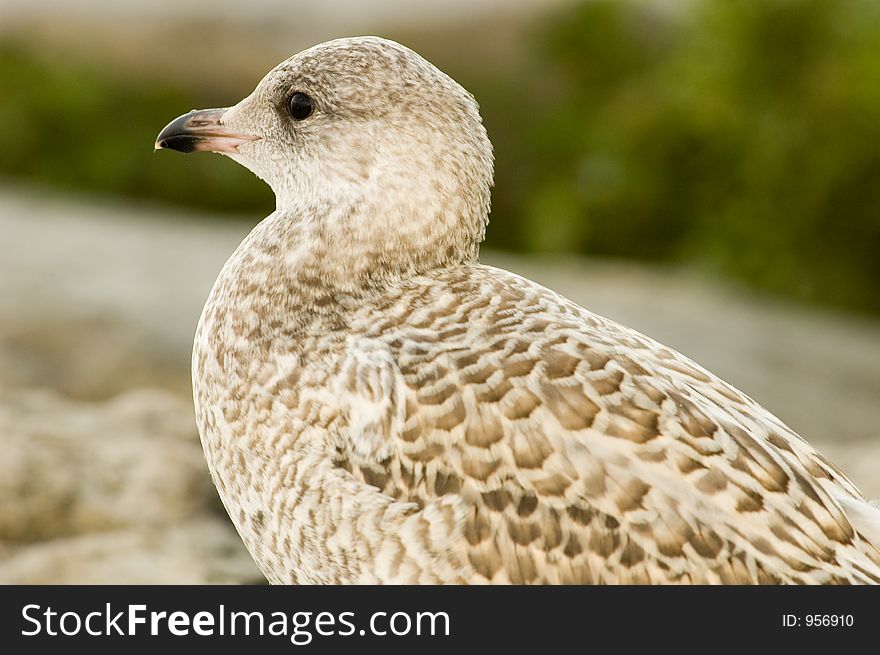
[1,0,879,583]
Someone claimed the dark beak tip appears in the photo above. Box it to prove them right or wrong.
[155,110,207,153]
[155,134,201,154]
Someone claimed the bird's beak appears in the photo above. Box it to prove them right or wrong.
[154,108,258,154]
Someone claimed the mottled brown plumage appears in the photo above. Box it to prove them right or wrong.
[157,37,880,584]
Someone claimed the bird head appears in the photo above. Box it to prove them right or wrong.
[156,37,494,272]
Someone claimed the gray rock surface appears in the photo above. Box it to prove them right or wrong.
[0,519,261,584]
[0,386,263,583]
[1,388,206,542]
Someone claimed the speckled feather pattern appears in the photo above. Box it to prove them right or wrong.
[194,235,880,584]
[183,38,880,584]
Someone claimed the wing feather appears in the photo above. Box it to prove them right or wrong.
[331,265,880,583]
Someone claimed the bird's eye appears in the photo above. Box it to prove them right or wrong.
[287,92,313,120]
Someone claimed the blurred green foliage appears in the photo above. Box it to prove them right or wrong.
[484,0,880,314]
[1,0,880,314]
[0,38,273,216]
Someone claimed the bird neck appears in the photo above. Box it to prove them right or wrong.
[264,195,481,298]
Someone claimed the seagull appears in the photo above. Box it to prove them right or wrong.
[156,36,880,584]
